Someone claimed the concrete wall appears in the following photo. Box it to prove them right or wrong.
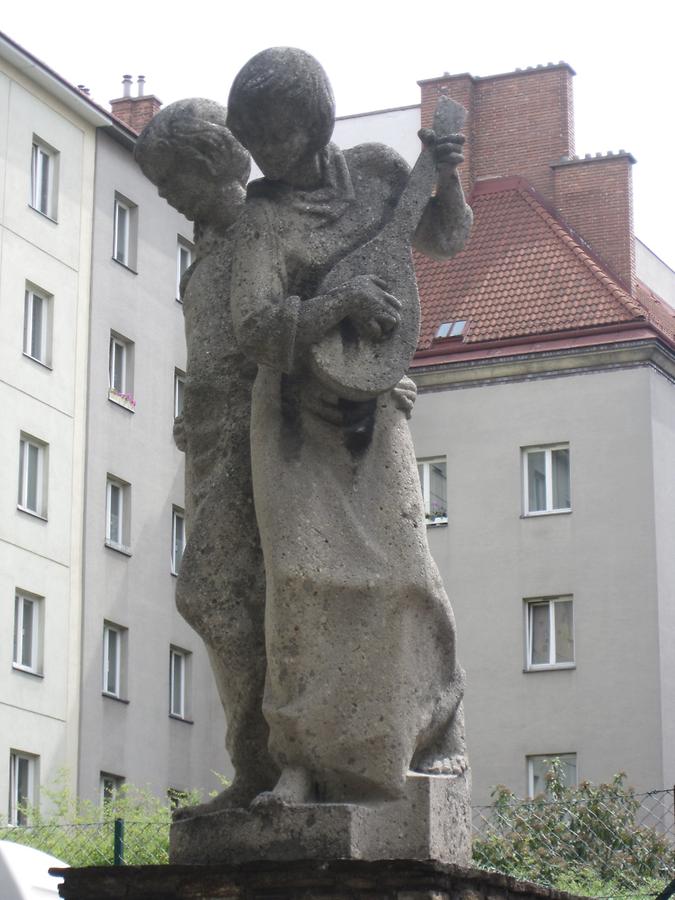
[76,129,229,805]
[0,56,95,811]
[648,369,675,789]
[411,365,662,804]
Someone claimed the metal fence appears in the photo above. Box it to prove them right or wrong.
[1,788,674,898]
[0,817,169,866]
[472,786,675,898]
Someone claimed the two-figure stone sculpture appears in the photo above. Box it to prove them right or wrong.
[136,47,473,863]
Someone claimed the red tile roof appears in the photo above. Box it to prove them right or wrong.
[414,176,659,356]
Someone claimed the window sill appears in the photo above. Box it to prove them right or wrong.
[108,390,136,411]
[112,257,137,275]
[169,713,193,724]
[426,517,448,527]
[102,692,130,704]
[104,540,132,557]
[521,509,572,519]
[28,204,57,224]
[17,505,48,522]
[23,352,52,370]
[12,664,44,679]
[524,663,576,673]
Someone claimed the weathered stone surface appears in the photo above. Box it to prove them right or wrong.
[52,860,587,900]
[135,99,278,807]
[171,773,471,866]
[138,48,474,865]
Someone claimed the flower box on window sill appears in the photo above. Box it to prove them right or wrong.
[108,389,136,411]
[426,514,448,527]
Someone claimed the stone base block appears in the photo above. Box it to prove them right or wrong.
[52,858,585,900]
[170,772,471,866]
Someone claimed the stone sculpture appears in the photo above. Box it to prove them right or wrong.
[135,99,279,809]
[138,49,474,865]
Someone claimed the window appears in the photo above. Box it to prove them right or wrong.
[176,239,192,300]
[435,320,467,339]
[102,622,127,698]
[171,507,186,575]
[525,596,574,669]
[113,194,137,269]
[108,333,135,409]
[527,753,577,798]
[13,592,43,675]
[523,444,570,515]
[9,751,38,825]
[23,285,52,366]
[417,457,448,524]
[100,772,124,806]
[105,477,131,552]
[17,434,48,518]
[169,647,190,719]
[174,369,185,419]
[30,138,58,219]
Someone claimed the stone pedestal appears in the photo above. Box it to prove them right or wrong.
[170,772,471,866]
[52,859,585,900]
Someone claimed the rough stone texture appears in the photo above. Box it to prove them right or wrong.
[171,773,471,865]
[137,49,474,864]
[52,860,587,900]
[226,47,472,818]
[135,99,278,807]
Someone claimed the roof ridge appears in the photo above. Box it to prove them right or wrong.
[515,185,646,319]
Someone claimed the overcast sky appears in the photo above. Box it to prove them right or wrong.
[3,0,673,265]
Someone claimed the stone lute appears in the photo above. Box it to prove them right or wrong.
[310,96,467,400]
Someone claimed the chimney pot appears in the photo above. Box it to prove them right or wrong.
[137,75,146,97]
[122,74,132,98]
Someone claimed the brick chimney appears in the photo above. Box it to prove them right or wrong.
[552,152,636,291]
[110,75,161,133]
[419,63,575,201]
[420,62,636,292]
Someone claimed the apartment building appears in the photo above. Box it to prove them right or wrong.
[2,32,672,821]
[0,33,227,822]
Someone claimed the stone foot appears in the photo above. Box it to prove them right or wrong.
[251,766,314,807]
[173,778,267,821]
[413,752,469,777]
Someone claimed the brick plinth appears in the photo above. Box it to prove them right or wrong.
[52,859,586,900]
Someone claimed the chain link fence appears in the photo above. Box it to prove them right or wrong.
[472,785,675,898]
[0,818,169,866]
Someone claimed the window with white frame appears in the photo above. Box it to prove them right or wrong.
[176,239,193,300]
[23,285,52,366]
[30,138,58,219]
[113,194,137,269]
[169,647,190,719]
[13,591,43,675]
[105,476,130,552]
[100,772,124,806]
[9,751,38,825]
[527,753,577,798]
[171,507,186,575]
[17,434,48,518]
[174,369,185,419]
[523,444,570,515]
[108,333,135,408]
[417,457,448,524]
[525,596,574,669]
[102,622,127,698]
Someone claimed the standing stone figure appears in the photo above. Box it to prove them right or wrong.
[225,47,473,808]
[135,99,279,810]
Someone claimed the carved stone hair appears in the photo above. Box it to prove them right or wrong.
[134,98,250,185]
[227,48,335,154]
